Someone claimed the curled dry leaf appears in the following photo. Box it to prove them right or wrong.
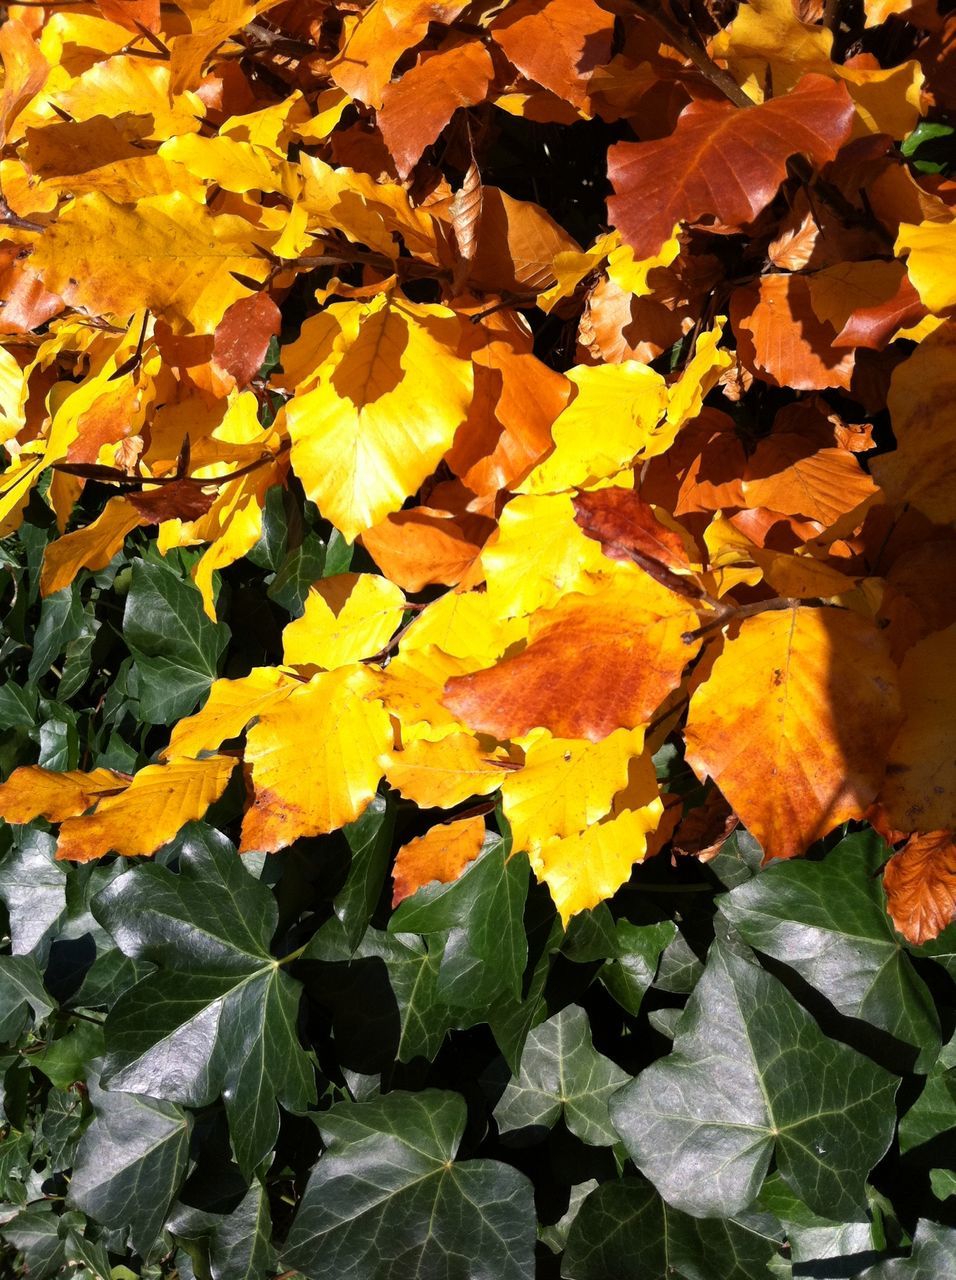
[883,830,956,945]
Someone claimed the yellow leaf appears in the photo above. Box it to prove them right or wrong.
[282,573,406,669]
[606,231,681,296]
[482,493,616,617]
[385,733,509,808]
[49,57,204,142]
[880,624,956,834]
[158,134,298,197]
[502,726,646,851]
[529,755,663,923]
[55,756,236,862]
[391,815,486,906]
[398,589,526,666]
[519,364,668,494]
[666,319,733,440]
[240,665,392,851]
[712,0,833,98]
[684,608,902,861]
[895,220,956,316]
[286,295,474,540]
[162,668,299,762]
[40,496,143,597]
[0,765,128,824]
[871,319,956,524]
[536,231,617,312]
[32,192,274,333]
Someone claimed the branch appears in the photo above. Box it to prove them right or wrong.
[632,0,755,108]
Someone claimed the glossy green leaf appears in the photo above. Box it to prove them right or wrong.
[123,559,229,724]
[858,1220,956,1278]
[0,955,54,1041]
[93,823,315,1177]
[719,831,940,1068]
[610,938,899,1220]
[67,1078,191,1258]
[283,1090,535,1280]
[0,828,66,961]
[562,1178,783,1280]
[600,918,677,1015]
[167,1180,275,1280]
[389,841,529,1009]
[494,1004,628,1145]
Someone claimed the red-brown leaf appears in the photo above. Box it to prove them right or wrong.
[883,830,956,945]
[212,292,282,389]
[607,75,854,259]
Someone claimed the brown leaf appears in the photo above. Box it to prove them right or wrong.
[731,275,856,392]
[608,75,855,259]
[443,575,700,743]
[212,293,282,390]
[883,830,956,944]
[391,815,486,906]
[379,40,496,179]
[450,158,483,293]
[807,260,926,351]
[572,488,702,601]
[741,432,880,526]
[491,0,615,110]
[126,480,218,523]
[469,187,579,295]
[672,791,739,862]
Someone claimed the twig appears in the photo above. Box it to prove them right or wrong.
[632,0,755,108]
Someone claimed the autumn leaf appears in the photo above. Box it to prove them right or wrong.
[607,75,855,258]
[391,816,487,906]
[240,665,392,852]
[685,608,902,861]
[444,574,701,743]
[0,766,129,825]
[285,295,475,540]
[55,756,237,862]
[883,830,956,944]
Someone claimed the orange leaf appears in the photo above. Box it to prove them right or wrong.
[391,815,486,906]
[55,756,236,862]
[0,766,129,825]
[0,20,47,146]
[741,433,880,526]
[607,75,854,259]
[883,830,956,945]
[731,275,856,392]
[379,40,496,178]
[212,292,282,390]
[573,488,696,587]
[443,575,700,743]
[490,0,614,110]
[361,505,493,592]
[685,608,901,861]
[40,497,145,597]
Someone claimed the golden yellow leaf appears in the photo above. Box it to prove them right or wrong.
[240,665,392,852]
[666,319,733,441]
[385,733,508,808]
[871,320,956,524]
[529,755,663,923]
[282,573,406,670]
[684,608,901,861]
[502,727,646,851]
[879,624,956,834]
[56,756,236,862]
[398,587,527,665]
[519,364,668,494]
[31,192,274,334]
[49,57,204,142]
[482,493,616,617]
[158,134,297,197]
[40,496,143,597]
[0,766,128,825]
[895,219,956,316]
[162,668,299,762]
[285,295,474,540]
[391,816,486,906]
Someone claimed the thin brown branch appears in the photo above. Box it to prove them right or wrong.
[632,0,755,108]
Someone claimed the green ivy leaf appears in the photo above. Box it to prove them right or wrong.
[334,795,395,951]
[389,841,529,1010]
[123,559,229,724]
[0,955,54,1041]
[93,823,316,1177]
[719,831,940,1068]
[493,1004,628,1145]
[0,828,66,961]
[67,1077,191,1258]
[610,938,898,1220]
[858,1220,956,1278]
[282,1090,535,1279]
[600,918,677,1015]
[167,1180,275,1280]
[562,1178,783,1280]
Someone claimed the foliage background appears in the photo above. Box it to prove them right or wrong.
[0,0,955,1277]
